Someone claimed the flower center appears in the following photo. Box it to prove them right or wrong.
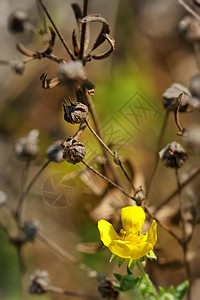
[116,222,143,244]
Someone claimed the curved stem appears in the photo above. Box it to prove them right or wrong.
[136,261,160,300]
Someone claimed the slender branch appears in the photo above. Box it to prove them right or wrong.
[73,122,87,139]
[79,0,88,59]
[85,119,135,191]
[15,160,51,221]
[178,0,200,22]
[154,167,200,213]
[38,0,75,60]
[146,111,169,197]
[47,285,99,299]
[81,159,137,203]
[37,232,98,278]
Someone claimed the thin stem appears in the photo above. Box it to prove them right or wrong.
[47,285,99,299]
[178,0,200,22]
[136,261,160,300]
[86,120,135,191]
[155,166,200,213]
[38,0,75,60]
[79,0,88,59]
[146,111,169,197]
[37,232,98,278]
[73,122,87,139]
[15,160,51,221]
[37,0,47,34]
[16,159,31,222]
[82,159,136,202]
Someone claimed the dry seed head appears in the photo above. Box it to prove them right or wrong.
[162,83,192,112]
[29,269,50,294]
[14,129,39,160]
[58,61,86,89]
[10,59,25,75]
[8,9,29,33]
[46,140,64,162]
[63,100,88,124]
[159,141,188,168]
[63,137,86,164]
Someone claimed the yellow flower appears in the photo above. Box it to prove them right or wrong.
[98,206,157,260]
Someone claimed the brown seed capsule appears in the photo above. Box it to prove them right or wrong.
[179,16,200,43]
[8,9,29,33]
[63,137,86,164]
[14,129,39,160]
[29,269,50,294]
[63,100,88,124]
[46,140,64,162]
[162,83,192,112]
[98,279,119,299]
[159,142,188,168]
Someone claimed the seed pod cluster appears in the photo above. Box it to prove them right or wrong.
[159,142,188,169]
[63,137,86,164]
[63,101,88,124]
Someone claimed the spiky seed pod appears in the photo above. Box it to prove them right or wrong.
[162,83,192,112]
[159,142,188,168]
[29,269,50,294]
[8,9,29,33]
[179,16,200,43]
[14,129,39,160]
[98,279,119,299]
[46,140,64,162]
[63,101,88,124]
[63,137,86,164]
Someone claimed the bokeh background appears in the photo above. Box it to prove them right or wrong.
[0,0,200,299]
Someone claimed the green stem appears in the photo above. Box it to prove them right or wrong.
[136,261,159,300]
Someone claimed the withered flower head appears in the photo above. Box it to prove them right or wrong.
[8,8,29,33]
[20,220,39,242]
[14,129,39,160]
[159,142,188,168]
[10,59,25,75]
[63,137,86,164]
[46,140,64,162]
[29,269,50,294]
[179,16,200,43]
[63,99,88,124]
[98,279,119,299]
[58,61,86,88]
[162,83,192,112]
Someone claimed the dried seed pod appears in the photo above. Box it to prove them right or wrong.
[29,269,50,294]
[10,59,25,75]
[58,60,86,89]
[189,73,200,108]
[159,142,188,168]
[46,140,64,162]
[63,137,86,164]
[98,279,119,299]
[162,83,192,112]
[63,100,88,124]
[178,16,200,43]
[20,220,39,241]
[14,129,39,160]
[8,9,29,33]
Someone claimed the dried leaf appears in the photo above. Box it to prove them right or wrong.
[71,3,83,25]
[40,73,60,89]
[81,14,110,51]
[16,43,35,57]
[91,34,115,60]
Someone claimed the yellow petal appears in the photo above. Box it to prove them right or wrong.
[98,219,118,247]
[109,240,153,259]
[121,206,145,233]
[145,220,157,246]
